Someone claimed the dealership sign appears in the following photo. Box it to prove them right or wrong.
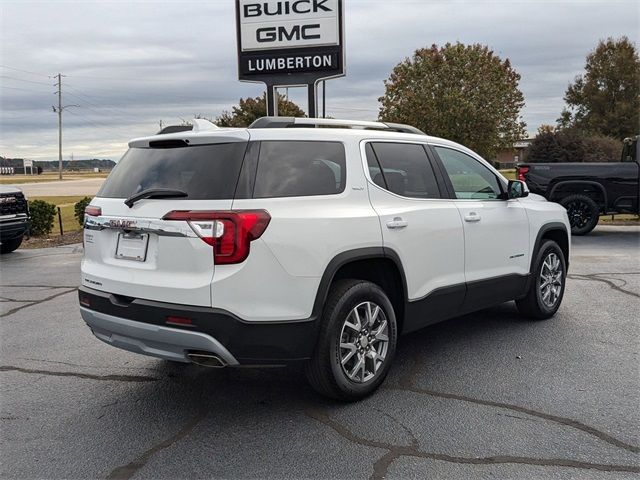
[235,0,345,116]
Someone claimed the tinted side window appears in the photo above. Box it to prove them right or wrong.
[368,142,440,199]
[365,143,387,189]
[253,141,346,198]
[434,147,502,200]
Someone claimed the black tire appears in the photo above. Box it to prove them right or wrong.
[0,236,23,254]
[305,280,398,401]
[516,240,567,320]
[560,194,599,236]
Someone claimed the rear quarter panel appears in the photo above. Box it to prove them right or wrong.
[217,135,382,321]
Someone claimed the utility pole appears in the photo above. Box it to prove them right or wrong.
[52,74,78,180]
[53,73,64,180]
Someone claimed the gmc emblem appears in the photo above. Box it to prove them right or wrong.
[108,219,137,229]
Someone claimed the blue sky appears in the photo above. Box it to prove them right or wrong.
[1,0,638,160]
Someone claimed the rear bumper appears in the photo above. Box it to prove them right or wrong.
[78,287,318,365]
[0,217,29,241]
[80,307,239,365]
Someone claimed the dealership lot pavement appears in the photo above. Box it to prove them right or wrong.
[16,177,104,197]
[1,226,638,479]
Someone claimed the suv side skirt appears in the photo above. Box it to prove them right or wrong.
[318,248,532,335]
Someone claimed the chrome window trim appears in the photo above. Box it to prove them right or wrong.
[84,215,197,238]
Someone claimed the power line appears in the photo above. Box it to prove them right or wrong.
[63,86,137,120]
[65,109,135,137]
[0,85,51,93]
[0,64,49,77]
[1,112,48,121]
[0,75,53,86]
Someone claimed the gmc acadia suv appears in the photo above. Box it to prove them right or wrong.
[79,117,570,400]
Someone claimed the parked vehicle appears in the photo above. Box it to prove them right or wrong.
[0,185,29,254]
[79,117,570,400]
[516,135,639,235]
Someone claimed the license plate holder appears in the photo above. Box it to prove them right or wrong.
[115,233,149,262]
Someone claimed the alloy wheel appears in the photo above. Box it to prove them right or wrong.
[339,301,389,383]
[539,252,563,308]
[566,200,592,230]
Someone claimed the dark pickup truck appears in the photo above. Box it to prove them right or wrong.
[517,136,639,235]
[0,185,30,253]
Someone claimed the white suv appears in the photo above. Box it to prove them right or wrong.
[79,117,570,400]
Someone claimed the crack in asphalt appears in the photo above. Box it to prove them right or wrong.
[1,296,63,303]
[0,250,82,261]
[568,272,640,299]
[15,357,160,373]
[0,288,77,317]
[305,408,640,479]
[388,384,640,454]
[391,359,640,455]
[0,284,79,288]
[0,366,159,383]
[106,407,209,480]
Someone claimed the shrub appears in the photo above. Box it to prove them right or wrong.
[28,200,57,236]
[525,127,622,163]
[74,196,93,226]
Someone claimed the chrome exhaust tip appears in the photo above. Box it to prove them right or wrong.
[187,352,227,368]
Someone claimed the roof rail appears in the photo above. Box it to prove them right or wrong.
[249,117,425,135]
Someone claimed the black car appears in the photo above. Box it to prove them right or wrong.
[0,186,29,253]
[516,136,639,235]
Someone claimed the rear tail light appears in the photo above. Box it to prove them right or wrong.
[166,315,193,327]
[517,166,529,182]
[162,210,271,265]
[79,294,91,307]
[84,206,102,217]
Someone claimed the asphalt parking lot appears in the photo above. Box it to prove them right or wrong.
[1,226,639,479]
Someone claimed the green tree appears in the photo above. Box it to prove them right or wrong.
[216,93,305,127]
[526,125,564,163]
[378,42,526,159]
[558,37,640,139]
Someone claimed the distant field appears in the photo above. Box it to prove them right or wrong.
[0,171,110,184]
[600,214,639,223]
[499,169,516,180]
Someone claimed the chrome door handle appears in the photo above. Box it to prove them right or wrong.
[386,217,408,229]
[464,212,481,222]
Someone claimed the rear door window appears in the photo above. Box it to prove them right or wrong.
[98,142,248,200]
[253,141,346,198]
[367,142,441,199]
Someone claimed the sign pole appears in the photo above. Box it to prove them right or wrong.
[322,81,326,118]
[266,84,277,117]
[308,83,317,118]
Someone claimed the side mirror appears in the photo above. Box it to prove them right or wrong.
[507,180,529,199]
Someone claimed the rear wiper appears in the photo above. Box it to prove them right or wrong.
[124,188,188,208]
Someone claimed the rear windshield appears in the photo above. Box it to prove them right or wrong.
[98,143,248,200]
